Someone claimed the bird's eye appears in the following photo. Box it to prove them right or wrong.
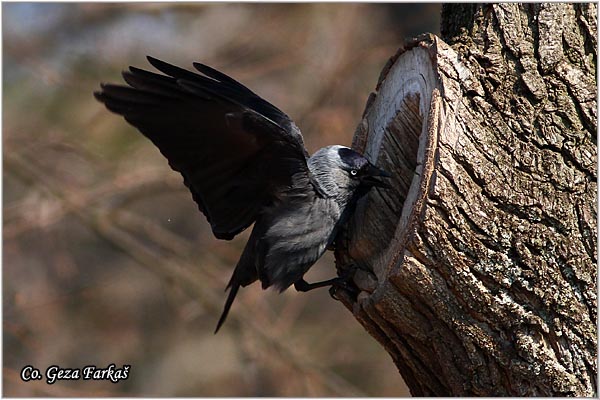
[350,169,358,176]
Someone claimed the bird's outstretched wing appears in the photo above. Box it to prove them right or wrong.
[95,56,311,240]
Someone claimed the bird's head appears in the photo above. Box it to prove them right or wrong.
[308,146,391,205]
[336,147,392,190]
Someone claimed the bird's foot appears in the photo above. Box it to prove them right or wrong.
[328,265,359,299]
[293,266,356,293]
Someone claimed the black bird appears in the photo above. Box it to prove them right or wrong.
[94,56,391,332]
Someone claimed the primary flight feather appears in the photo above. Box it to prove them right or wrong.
[95,56,391,332]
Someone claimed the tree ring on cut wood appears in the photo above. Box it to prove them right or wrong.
[346,40,442,287]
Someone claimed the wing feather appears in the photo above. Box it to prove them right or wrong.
[95,56,312,240]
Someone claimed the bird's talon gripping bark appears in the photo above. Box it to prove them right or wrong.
[328,265,359,299]
[329,280,359,300]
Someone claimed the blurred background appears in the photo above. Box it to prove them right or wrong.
[3,3,440,396]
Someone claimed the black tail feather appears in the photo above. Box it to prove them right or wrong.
[214,283,240,334]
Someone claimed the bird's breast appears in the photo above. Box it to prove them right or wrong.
[259,197,341,290]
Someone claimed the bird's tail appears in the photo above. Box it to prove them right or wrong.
[214,230,259,333]
[214,281,240,334]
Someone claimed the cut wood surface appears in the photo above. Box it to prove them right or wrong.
[335,4,597,396]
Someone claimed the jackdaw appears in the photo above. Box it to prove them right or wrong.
[94,57,391,332]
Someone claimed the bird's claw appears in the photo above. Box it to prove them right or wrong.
[329,264,359,300]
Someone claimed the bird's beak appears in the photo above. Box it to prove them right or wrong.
[361,164,392,189]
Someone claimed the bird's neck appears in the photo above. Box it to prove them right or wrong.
[307,166,355,211]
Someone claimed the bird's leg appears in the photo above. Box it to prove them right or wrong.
[294,266,356,292]
[294,277,339,292]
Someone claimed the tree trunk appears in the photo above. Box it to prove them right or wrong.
[335,3,597,396]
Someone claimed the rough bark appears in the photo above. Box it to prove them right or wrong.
[335,4,597,396]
